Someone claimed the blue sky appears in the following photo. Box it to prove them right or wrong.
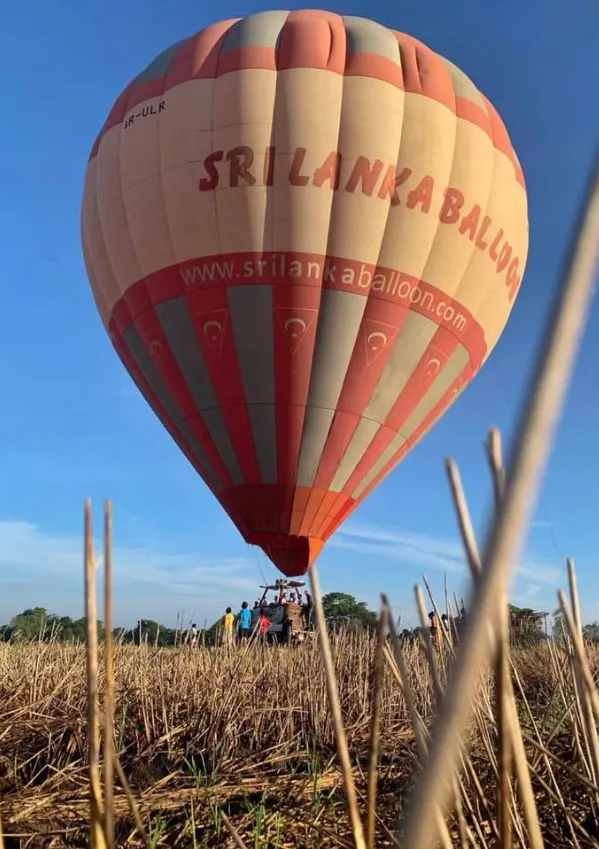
[1,0,599,629]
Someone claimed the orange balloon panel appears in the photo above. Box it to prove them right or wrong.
[81,10,529,577]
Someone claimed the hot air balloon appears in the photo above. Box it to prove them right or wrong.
[81,10,528,577]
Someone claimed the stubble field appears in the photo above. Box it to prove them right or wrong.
[0,631,598,848]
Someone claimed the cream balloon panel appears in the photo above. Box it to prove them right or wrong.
[310,74,404,263]
[474,159,528,355]
[376,94,456,277]
[266,70,402,461]
[211,123,275,255]
[266,68,345,257]
[211,70,277,256]
[439,52,527,334]
[159,79,216,169]
[95,130,144,292]
[82,158,122,318]
[200,69,340,256]
[135,127,213,274]
[158,80,223,261]
[81,162,115,323]
[211,70,277,255]
[160,160,222,261]
[80,204,111,327]
[118,92,191,279]
[86,81,213,305]
[459,156,528,359]
[271,68,343,143]
[212,71,281,133]
[120,177,177,281]
[419,118,496,299]
[119,100,165,191]
[436,56,528,334]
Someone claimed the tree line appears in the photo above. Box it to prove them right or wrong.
[0,592,380,647]
[3,599,592,646]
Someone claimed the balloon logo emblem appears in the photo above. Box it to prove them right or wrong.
[284,317,306,348]
[425,357,442,379]
[367,331,388,353]
[277,309,317,355]
[149,339,163,359]
[363,320,399,365]
[419,348,448,386]
[199,312,228,356]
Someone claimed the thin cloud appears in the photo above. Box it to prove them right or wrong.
[511,582,546,609]
[0,518,258,626]
[333,523,561,585]
[331,524,467,575]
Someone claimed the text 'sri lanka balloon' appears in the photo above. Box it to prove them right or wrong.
[81,10,529,577]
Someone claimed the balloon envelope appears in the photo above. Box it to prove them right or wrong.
[81,10,528,577]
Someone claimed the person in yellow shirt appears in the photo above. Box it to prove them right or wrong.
[223,607,234,647]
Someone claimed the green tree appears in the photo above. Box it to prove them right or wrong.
[321,592,378,630]
[553,612,569,643]
[508,604,546,645]
[134,619,160,645]
[7,607,56,640]
[582,621,599,643]
[0,608,103,643]
[118,619,178,647]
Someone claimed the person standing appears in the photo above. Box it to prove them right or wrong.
[303,590,313,629]
[223,607,234,647]
[238,601,252,641]
[428,611,440,649]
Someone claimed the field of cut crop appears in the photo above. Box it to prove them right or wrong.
[0,631,598,848]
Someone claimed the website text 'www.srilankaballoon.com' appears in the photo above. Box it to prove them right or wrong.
[179,252,469,333]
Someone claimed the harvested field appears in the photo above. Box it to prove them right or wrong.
[1,633,599,847]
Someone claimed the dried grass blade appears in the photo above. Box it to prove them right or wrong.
[382,594,427,758]
[114,754,151,847]
[415,587,442,701]
[103,500,115,849]
[486,430,512,849]
[84,500,106,849]
[366,604,388,849]
[558,590,599,788]
[310,564,366,849]
[445,459,482,581]
[220,810,249,849]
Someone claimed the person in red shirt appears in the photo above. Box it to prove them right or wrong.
[259,612,271,643]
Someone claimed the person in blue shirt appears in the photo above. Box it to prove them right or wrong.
[238,601,252,641]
